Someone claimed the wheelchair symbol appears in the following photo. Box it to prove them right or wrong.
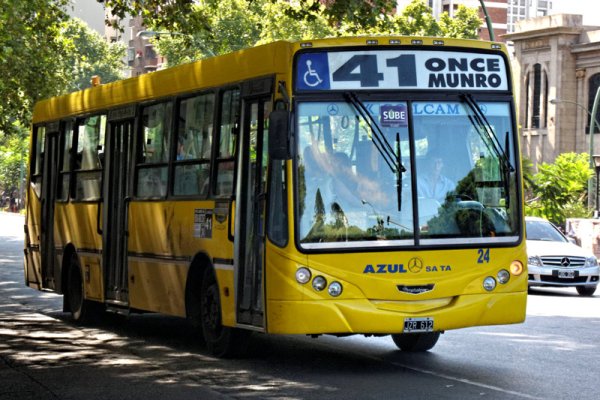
[303,60,323,87]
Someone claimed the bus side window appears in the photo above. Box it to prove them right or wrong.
[136,102,172,198]
[73,116,106,201]
[214,88,240,197]
[173,92,214,197]
[57,121,74,201]
[30,125,46,198]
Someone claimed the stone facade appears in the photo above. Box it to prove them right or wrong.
[504,14,600,169]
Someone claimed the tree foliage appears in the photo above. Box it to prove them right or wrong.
[526,153,594,226]
[137,0,482,68]
[0,1,125,136]
[59,18,126,92]
[0,124,28,196]
[0,0,70,135]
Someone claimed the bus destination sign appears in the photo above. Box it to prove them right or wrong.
[295,50,508,92]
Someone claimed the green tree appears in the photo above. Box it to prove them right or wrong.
[59,18,126,92]
[526,153,594,225]
[0,123,29,200]
[438,4,481,39]
[148,0,482,68]
[0,0,70,135]
[0,2,125,135]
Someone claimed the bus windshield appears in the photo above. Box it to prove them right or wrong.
[296,99,519,249]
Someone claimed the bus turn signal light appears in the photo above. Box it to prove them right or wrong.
[510,261,524,276]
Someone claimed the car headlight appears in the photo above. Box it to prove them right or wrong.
[528,255,543,267]
[585,256,599,268]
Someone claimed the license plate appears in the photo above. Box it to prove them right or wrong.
[404,317,434,333]
[558,270,575,279]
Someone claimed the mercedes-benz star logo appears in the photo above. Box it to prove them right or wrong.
[408,257,424,273]
[560,257,571,267]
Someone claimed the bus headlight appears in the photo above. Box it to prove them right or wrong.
[312,276,327,291]
[328,281,343,297]
[483,276,496,291]
[295,267,311,284]
[497,269,510,284]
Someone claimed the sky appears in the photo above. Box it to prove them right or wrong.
[552,0,600,26]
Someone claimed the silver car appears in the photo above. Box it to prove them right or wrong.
[526,216,599,296]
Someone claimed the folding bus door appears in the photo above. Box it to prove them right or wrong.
[40,122,60,290]
[103,107,135,306]
[235,78,273,328]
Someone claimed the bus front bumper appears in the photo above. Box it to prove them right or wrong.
[265,291,527,335]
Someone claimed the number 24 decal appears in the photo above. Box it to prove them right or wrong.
[477,248,490,263]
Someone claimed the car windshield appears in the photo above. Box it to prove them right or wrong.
[295,99,520,249]
[526,220,567,242]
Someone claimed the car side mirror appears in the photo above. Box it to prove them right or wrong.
[268,110,290,160]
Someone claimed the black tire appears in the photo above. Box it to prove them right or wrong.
[66,254,89,322]
[65,253,104,323]
[200,268,249,357]
[576,285,597,296]
[391,332,441,352]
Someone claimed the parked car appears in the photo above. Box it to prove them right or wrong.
[526,216,599,296]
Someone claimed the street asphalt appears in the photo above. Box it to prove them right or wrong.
[0,212,229,400]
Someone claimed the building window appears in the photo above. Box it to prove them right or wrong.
[526,63,548,129]
[587,73,600,133]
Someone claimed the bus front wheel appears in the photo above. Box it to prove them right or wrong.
[66,254,90,322]
[391,332,441,352]
[200,267,248,357]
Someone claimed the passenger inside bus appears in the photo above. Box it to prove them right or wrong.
[417,156,456,203]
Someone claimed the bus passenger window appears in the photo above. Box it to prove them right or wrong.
[57,121,74,201]
[73,115,106,201]
[214,89,240,197]
[136,102,172,198]
[30,125,46,198]
[173,93,214,197]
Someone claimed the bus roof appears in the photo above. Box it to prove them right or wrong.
[32,36,507,124]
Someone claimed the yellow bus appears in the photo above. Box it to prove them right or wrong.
[25,36,526,356]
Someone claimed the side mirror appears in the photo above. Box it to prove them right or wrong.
[268,110,290,160]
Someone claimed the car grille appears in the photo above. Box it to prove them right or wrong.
[540,256,586,268]
[540,276,589,284]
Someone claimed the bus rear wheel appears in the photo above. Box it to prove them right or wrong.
[391,332,441,352]
[200,268,248,357]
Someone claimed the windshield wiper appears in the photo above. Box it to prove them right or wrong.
[460,93,514,208]
[345,92,406,211]
[461,93,514,172]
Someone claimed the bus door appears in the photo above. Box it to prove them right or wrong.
[40,121,60,290]
[103,107,136,306]
[235,78,273,327]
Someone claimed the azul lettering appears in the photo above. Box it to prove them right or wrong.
[363,264,408,274]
